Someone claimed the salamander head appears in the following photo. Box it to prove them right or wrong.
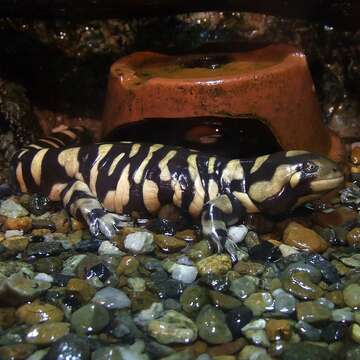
[246,150,344,216]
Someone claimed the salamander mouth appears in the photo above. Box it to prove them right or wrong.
[310,176,344,192]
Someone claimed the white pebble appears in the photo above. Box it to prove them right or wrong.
[98,240,123,255]
[134,302,164,327]
[124,232,154,254]
[0,199,29,218]
[279,244,299,257]
[170,264,198,284]
[228,225,248,243]
[34,273,54,283]
[5,230,23,238]
[92,286,131,309]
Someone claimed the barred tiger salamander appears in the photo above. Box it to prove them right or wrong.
[12,126,344,260]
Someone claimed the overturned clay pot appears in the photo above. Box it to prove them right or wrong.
[103,44,344,161]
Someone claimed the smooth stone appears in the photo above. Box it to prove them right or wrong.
[4,229,23,238]
[92,286,131,309]
[208,290,242,310]
[265,319,292,341]
[26,322,70,344]
[331,307,353,322]
[351,323,360,344]
[66,278,96,303]
[34,257,63,274]
[75,239,101,253]
[16,303,64,325]
[62,254,87,275]
[321,321,347,342]
[282,272,323,300]
[234,261,265,276]
[71,303,110,334]
[0,199,29,218]
[279,244,300,257]
[163,298,181,311]
[238,345,268,360]
[295,320,321,341]
[130,290,159,312]
[155,234,187,253]
[156,279,184,299]
[346,227,360,246]
[128,277,146,292]
[284,261,322,284]
[180,286,209,314]
[196,305,232,345]
[0,344,36,360]
[98,240,123,255]
[283,222,328,253]
[0,308,16,329]
[50,210,71,233]
[225,306,253,338]
[0,272,51,306]
[187,240,212,261]
[4,216,32,231]
[281,342,332,360]
[230,276,258,300]
[242,329,270,347]
[160,351,194,360]
[170,264,198,284]
[343,283,360,308]
[207,338,247,357]
[44,334,90,360]
[26,241,63,257]
[228,225,248,243]
[197,254,232,276]
[244,231,261,248]
[116,256,139,275]
[112,312,144,339]
[175,229,197,242]
[306,254,340,284]
[201,274,230,293]
[341,254,360,268]
[134,302,164,327]
[148,310,197,344]
[2,236,29,252]
[313,206,357,227]
[272,289,297,314]
[244,292,274,316]
[27,349,49,360]
[0,260,33,276]
[354,312,360,324]
[248,241,281,262]
[124,231,155,254]
[296,301,331,323]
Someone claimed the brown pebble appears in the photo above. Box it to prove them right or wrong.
[130,290,159,312]
[0,344,36,360]
[3,236,29,252]
[117,256,139,275]
[155,234,187,253]
[173,340,208,356]
[208,338,247,356]
[16,303,64,325]
[234,261,264,276]
[346,227,360,247]
[4,217,32,232]
[0,308,16,329]
[283,222,328,253]
[265,319,292,341]
[325,290,345,307]
[50,210,70,233]
[312,207,357,228]
[71,218,84,231]
[175,229,198,242]
[66,278,96,303]
[31,229,52,236]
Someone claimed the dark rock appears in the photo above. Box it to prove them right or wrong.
[85,263,111,282]
[151,270,169,283]
[30,235,45,242]
[306,254,340,284]
[34,257,63,274]
[75,239,102,253]
[200,274,230,292]
[62,294,82,313]
[44,334,90,360]
[26,241,63,257]
[52,274,73,287]
[281,342,333,360]
[226,306,253,338]
[31,219,56,231]
[321,322,347,342]
[146,218,177,236]
[249,241,281,262]
[26,193,53,215]
[156,279,184,299]
[0,184,12,199]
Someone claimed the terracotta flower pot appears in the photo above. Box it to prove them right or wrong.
[103,44,344,161]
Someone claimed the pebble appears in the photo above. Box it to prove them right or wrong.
[296,301,331,323]
[26,241,63,257]
[238,345,268,360]
[175,229,197,242]
[26,322,70,344]
[148,310,197,344]
[128,277,146,292]
[0,344,37,360]
[343,283,360,308]
[16,303,64,325]
[295,320,321,341]
[34,256,63,274]
[98,240,123,255]
[0,199,29,218]
[283,222,329,252]
[196,305,232,344]
[66,278,96,303]
[124,231,155,254]
[2,236,29,252]
[346,227,360,246]
[71,303,110,334]
[228,225,248,243]
[321,321,347,342]
[155,234,187,253]
[341,254,360,268]
[116,255,139,275]
[170,263,198,284]
[196,254,232,276]
[272,289,297,314]
[248,241,281,262]
[230,276,258,300]
[4,216,32,231]
[0,307,16,329]
[180,286,209,314]
[332,307,353,322]
[207,338,247,357]
[351,323,360,343]
[306,253,340,284]
[265,319,292,341]
[134,302,164,326]
[242,328,270,347]
[313,206,357,227]
[281,342,332,360]
[4,229,23,238]
[44,334,90,360]
[225,306,253,338]
[284,261,322,283]
[208,290,242,310]
[234,261,265,276]
[244,292,274,316]
[92,286,131,309]
[282,272,323,300]
[156,279,184,299]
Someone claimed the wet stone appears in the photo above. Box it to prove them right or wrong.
[16,303,64,325]
[225,306,253,338]
[26,193,52,215]
[200,274,229,292]
[2,236,29,252]
[266,319,292,341]
[230,276,258,300]
[321,321,347,342]
[208,290,242,310]
[273,289,297,314]
[248,241,281,262]
[0,199,29,218]
[343,283,360,308]
[234,261,265,276]
[0,308,16,330]
[116,255,139,275]
[306,254,340,284]
[84,262,111,282]
[92,287,131,309]
[282,272,323,300]
[170,263,198,284]
[351,323,360,344]
[75,239,102,253]
[148,310,197,344]
[196,305,232,344]
[71,303,110,335]
[66,278,96,303]
[124,231,155,254]
[281,342,332,360]
[186,240,212,261]
[4,217,32,232]
[34,257,63,274]
[238,345,268,360]
[331,307,353,322]
[26,241,63,257]
[44,334,90,360]
[155,234,187,253]
[26,321,70,345]
[0,344,36,360]
[346,227,360,246]
[295,320,321,341]
[156,279,184,299]
[197,254,232,276]
[296,301,331,323]
[284,261,322,284]
[180,286,209,314]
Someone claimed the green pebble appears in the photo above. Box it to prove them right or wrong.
[180,286,209,314]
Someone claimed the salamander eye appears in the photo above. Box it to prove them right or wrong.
[303,161,318,173]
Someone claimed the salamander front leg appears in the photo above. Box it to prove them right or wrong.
[201,194,245,262]
[61,180,126,238]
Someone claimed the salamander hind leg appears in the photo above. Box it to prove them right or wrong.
[201,194,246,262]
[61,180,128,238]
